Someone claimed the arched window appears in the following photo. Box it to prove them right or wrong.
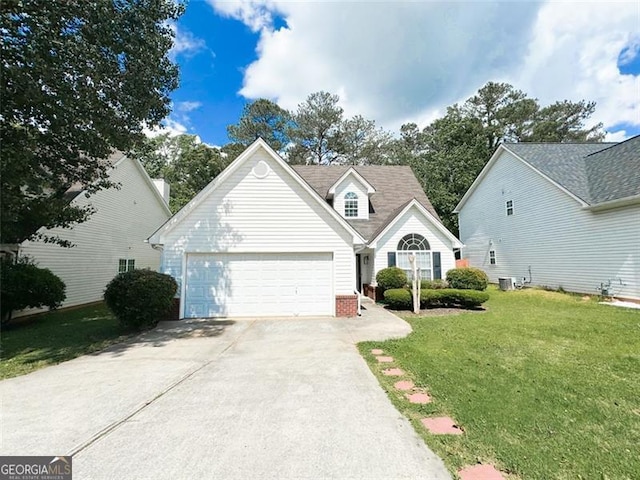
[344,192,358,217]
[397,233,432,280]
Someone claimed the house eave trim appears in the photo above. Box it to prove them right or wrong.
[369,199,463,249]
[585,194,640,212]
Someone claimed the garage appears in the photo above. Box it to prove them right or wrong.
[183,252,333,318]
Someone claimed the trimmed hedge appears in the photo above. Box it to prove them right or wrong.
[376,267,407,291]
[383,288,489,310]
[435,289,489,308]
[1,257,66,324]
[446,267,489,291]
[383,288,412,309]
[104,269,178,331]
[421,279,449,290]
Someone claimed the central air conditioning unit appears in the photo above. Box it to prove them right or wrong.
[498,277,517,291]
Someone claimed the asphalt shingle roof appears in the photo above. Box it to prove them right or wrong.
[585,136,640,204]
[503,138,640,205]
[292,165,441,241]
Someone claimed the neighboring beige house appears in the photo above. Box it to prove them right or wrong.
[16,153,172,316]
[455,136,640,301]
[149,138,462,319]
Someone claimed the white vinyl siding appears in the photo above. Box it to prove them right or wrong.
[18,157,170,314]
[373,205,457,283]
[160,149,356,317]
[458,150,640,300]
[334,177,369,220]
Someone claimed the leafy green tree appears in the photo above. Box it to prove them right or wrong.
[166,139,227,212]
[527,100,604,142]
[336,115,394,165]
[131,133,174,179]
[227,99,292,152]
[133,134,228,212]
[402,82,605,234]
[411,109,488,233]
[289,91,344,164]
[1,0,183,246]
[462,82,604,149]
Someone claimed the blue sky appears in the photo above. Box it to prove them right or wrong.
[164,1,640,146]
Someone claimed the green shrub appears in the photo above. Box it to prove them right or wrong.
[376,267,408,291]
[383,287,489,311]
[383,288,412,309]
[419,288,489,308]
[421,279,449,289]
[1,257,66,324]
[439,289,489,308]
[419,289,442,308]
[104,269,177,331]
[446,267,489,291]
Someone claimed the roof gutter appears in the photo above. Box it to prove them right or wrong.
[584,194,640,212]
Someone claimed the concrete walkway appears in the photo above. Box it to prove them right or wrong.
[1,299,450,479]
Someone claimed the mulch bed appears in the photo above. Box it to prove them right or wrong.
[397,306,487,318]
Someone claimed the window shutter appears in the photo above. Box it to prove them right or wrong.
[432,252,442,279]
[387,252,396,267]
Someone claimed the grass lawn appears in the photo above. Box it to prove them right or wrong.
[360,287,640,480]
[0,303,128,379]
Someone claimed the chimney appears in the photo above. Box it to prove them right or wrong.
[152,179,170,205]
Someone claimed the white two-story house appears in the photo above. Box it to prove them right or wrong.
[455,136,640,301]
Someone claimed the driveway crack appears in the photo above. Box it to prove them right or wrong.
[67,319,257,457]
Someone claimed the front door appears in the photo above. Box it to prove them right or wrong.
[355,254,362,292]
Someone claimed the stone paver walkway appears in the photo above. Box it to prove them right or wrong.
[421,417,463,435]
[458,464,505,480]
[365,302,508,480]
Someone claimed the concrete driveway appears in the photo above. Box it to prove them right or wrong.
[0,300,450,479]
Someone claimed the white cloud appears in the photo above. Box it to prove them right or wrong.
[512,2,640,134]
[169,22,206,59]
[176,101,203,113]
[143,118,189,138]
[207,0,639,135]
[605,129,631,142]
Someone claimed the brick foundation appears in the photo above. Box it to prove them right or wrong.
[363,284,384,301]
[336,294,358,317]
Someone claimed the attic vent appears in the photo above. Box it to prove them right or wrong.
[252,160,270,179]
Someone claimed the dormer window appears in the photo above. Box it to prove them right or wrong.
[344,192,358,217]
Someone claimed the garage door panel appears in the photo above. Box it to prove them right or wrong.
[184,253,333,318]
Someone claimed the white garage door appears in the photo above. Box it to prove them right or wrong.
[184,253,333,318]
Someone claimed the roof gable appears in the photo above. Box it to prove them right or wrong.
[455,139,639,213]
[148,139,366,245]
[293,165,441,241]
[369,199,463,249]
[63,152,171,215]
[327,168,376,196]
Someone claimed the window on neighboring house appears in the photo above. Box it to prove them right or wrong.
[506,200,514,216]
[344,192,358,217]
[489,250,496,265]
[396,233,432,280]
[118,258,135,273]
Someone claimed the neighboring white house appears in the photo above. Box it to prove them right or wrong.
[16,152,172,316]
[149,138,462,318]
[454,136,640,301]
